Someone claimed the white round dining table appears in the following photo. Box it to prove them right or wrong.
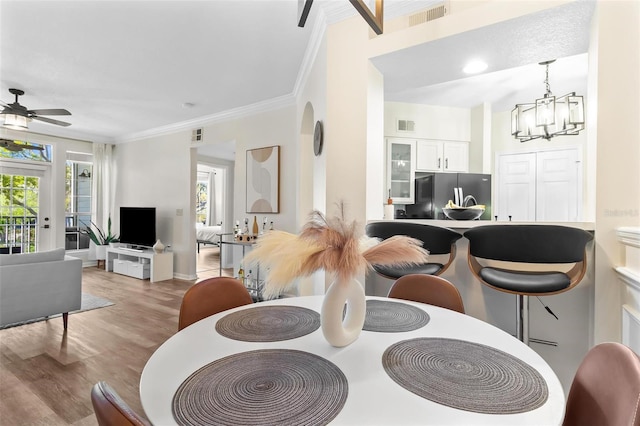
[140,295,565,425]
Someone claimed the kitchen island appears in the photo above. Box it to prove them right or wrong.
[365,219,595,397]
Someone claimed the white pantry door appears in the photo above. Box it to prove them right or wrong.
[496,148,581,222]
[496,152,536,221]
[536,149,581,221]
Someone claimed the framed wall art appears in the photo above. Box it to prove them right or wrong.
[246,145,280,213]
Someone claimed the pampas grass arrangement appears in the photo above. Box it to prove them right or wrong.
[243,202,430,299]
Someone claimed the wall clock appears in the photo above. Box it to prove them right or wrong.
[313,120,323,156]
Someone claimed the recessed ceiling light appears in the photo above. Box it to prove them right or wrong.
[463,60,488,74]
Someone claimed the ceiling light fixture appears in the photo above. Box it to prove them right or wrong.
[3,113,30,130]
[511,60,585,142]
[463,60,487,74]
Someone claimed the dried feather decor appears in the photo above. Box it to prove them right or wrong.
[243,202,429,299]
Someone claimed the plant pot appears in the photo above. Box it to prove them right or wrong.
[95,244,108,260]
[321,277,366,347]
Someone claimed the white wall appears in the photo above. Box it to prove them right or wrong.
[593,0,640,344]
[113,130,193,278]
[384,102,471,141]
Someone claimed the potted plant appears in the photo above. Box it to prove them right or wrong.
[81,217,119,260]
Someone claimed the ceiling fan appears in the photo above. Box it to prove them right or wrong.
[0,88,71,130]
[0,138,45,152]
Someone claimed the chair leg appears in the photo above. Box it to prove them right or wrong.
[516,294,529,345]
[62,312,69,330]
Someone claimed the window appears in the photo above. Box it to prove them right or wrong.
[196,171,209,225]
[65,153,93,250]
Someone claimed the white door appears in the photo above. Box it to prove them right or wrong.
[0,163,52,252]
[496,147,582,222]
[496,152,536,221]
[536,149,581,221]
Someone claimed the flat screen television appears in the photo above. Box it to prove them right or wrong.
[119,207,156,248]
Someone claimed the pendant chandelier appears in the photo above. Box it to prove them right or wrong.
[511,60,585,142]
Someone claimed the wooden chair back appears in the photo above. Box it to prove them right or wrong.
[91,381,150,426]
[563,342,640,426]
[388,274,465,314]
[178,277,253,330]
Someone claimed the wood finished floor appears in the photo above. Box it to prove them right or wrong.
[0,246,231,426]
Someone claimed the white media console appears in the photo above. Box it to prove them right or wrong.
[106,247,173,282]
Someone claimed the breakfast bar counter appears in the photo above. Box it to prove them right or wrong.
[372,219,595,231]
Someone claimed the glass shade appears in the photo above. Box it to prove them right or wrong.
[3,114,29,130]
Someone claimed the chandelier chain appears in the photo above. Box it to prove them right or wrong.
[544,63,551,96]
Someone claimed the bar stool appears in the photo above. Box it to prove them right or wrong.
[365,222,462,279]
[463,225,593,345]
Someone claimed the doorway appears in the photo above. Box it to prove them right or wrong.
[0,163,52,253]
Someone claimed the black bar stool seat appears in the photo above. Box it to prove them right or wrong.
[373,262,443,279]
[479,268,570,293]
[366,222,462,278]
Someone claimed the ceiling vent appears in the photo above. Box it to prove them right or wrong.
[397,119,415,132]
[408,2,448,26]
[191,128,203,142]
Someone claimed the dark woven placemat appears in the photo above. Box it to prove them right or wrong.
[363,299,430,332]
[215,305,320,342]
[382,338,548,414]
[172,349,348,426]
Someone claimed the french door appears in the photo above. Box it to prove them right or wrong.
[0,163,52,252]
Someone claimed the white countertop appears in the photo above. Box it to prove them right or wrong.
[370,219,595,231]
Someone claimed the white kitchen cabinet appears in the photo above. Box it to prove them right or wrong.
[416,140,469,172]
[386,138,415,204]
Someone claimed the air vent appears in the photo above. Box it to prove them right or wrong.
[192,128,203,142]
[409,2,448,26]
[397,119,415,132]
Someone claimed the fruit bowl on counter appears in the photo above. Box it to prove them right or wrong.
[442,200,485,220]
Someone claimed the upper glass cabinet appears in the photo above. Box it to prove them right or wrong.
[386,138,415,204]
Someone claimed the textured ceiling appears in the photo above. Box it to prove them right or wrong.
[1,0,594,153]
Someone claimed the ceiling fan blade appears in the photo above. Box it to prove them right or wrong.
[29,108,71,116]
[32,115,71,127]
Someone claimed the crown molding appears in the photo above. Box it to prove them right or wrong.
[293,6,328,98]
[116,94,296,144]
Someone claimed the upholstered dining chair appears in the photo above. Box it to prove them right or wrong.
[91,381,151,426]
[463,225,593,345]
[563,342,640,426]
[388,274,465,314]
[178,276,253,331]
[365,222,462,278]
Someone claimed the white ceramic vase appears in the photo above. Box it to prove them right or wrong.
[321,277,366,347]
[152,239,165,253]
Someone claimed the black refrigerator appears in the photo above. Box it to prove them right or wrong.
[405,172,492,220]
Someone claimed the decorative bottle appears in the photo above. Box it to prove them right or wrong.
[252,216,259,235]
[243,218,249,234]
[238,263,244,282]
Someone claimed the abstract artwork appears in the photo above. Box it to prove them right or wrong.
[246,145,280,213]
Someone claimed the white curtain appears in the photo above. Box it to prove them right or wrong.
[91,143,115,232]
[207,171,216,226]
